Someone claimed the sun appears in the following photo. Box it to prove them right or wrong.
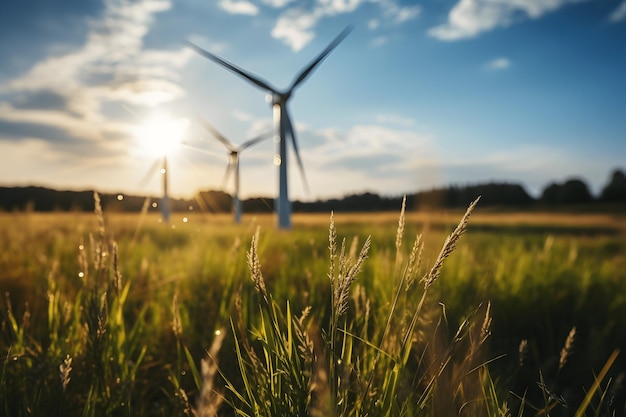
[133,113,189,157]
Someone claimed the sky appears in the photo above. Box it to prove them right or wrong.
[0,0,624,202]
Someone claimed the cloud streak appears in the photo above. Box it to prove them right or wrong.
[609,0,626,22]
[428,0,587,41]
[218,0,259,15]
[268,0,420,51]
[485,57,511,70]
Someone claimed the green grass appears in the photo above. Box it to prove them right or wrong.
[1,198,625,416]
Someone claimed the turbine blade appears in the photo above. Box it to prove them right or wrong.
[288,25,353,93]
[137,159,162,190]
[284,107,310,194]
[197,116,235,151]
[239,130,272,152]
[186,41,277,93]
[221,161,234,190]
[179,142,223,160]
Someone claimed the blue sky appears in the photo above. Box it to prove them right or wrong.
[0,0,624,201]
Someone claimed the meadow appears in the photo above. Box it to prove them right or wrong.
[1,197,625,417]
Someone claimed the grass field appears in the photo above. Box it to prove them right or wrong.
[1,201,625,416]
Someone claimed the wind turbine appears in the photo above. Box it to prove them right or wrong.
[136,157,171,223]
[187,26,352,229]
[197,117,270,223]
[134,114,189,223]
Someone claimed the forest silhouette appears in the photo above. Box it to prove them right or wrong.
[1,169,625,213]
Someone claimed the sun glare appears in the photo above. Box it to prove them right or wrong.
[134,113,189,157]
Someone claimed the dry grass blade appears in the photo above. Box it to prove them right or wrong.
[194,330,226,417]
[481,301,492,345]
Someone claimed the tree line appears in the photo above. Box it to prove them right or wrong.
[1,169,624,213]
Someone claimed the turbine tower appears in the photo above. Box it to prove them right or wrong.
[161,156,170,223]
[137,156,171,223]
[198,118,270,223]
[187,26,351,229]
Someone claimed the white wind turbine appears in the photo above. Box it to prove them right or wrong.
[197,117,270,223]
[187,26,352,229]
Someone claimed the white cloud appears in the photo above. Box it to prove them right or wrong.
[3,0,187,103]
[271,9,321,51]
[312,124,434,165]
[379,0,421,23]
[485,57,511,70]
[0,0,192,149]
[218,0,259,15]
[348,124,430,151]
[394,7,421,23]
[609,0,626,22]
[102,79,186,106]
[428,0,586,41]
[317,0,363,14]
[0,101,132,145]
[271,0,421,51]
[290,123,439,198]
[262,0,295,7]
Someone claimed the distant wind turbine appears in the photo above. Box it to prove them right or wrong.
[137,156,171,223]
[134,114,189,224]
[187,26,352,229]
[197,117,270,223]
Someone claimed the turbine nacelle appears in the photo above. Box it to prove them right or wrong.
[266,91,291,107]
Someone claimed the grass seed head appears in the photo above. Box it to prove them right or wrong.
[172,292,183,338]
[112,242,123,293]
[97,291,108,339]
[247,233,268,301]
[59,354,72,392]
[559,326,576,372]
[423,197,480,289]
[333,236,371,317]
[395,195,407,252]
[519,339,528,367]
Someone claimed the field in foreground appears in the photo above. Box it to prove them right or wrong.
[1,205,625,416]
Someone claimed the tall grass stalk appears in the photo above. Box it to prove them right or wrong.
[221,197,504,416]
